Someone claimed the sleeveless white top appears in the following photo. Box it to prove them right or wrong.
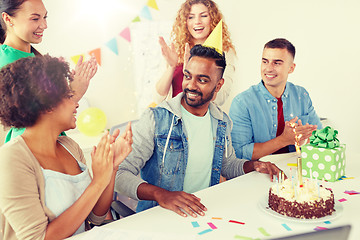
[41,142,92,235]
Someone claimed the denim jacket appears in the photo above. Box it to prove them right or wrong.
[229,81,323,160]
[115,93,247,212]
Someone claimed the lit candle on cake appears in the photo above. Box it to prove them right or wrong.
[291,122,303,186]
[294,131,303,187]
[297,157,303,186]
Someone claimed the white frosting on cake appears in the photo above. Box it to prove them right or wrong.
[270,178,332,203]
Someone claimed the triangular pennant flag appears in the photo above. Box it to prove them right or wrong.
[105,38,118,55]
[203,19,223,54]
[148,102,157,108]
[119,27,131,42]
[132,16,141,22]
[147,0,159,10]
[88,48,101,66]
[71,54,85,65]
[140,6,152,20]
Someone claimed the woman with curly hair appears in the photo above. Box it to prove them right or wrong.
[0,0,97,142]
[0,55,133,240]
[155,0,236,106]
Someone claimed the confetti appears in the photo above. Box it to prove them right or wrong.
[212,217,223,220]
[207,222,217,229]
[281,223,292,231]
[314,226,328,231]
[338,198,347,202]
[198,229,212,235]
[338,176,347,180]
[337,176,353,181]
[324,221,331,224]
[234,235,260,240]
[344,190,360,195]
[229,220,245,225]
[191,221,200,228]
[258,227,271,236]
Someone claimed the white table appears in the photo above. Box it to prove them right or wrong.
[69,152,360,240]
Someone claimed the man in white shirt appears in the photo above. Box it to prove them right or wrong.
[115,45,282,217]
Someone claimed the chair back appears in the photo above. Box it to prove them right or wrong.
[110,119,139,135]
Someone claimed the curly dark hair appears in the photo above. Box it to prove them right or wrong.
[0,55,73,128]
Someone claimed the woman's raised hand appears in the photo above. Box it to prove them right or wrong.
[111,122,133,170]
[91,132,114,188]
[71,55,98,101]
[183,42,190,69]
[159,36,178,68]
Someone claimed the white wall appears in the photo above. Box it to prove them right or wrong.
[37,0,360,153]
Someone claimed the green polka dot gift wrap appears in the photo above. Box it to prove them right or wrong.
[301,144,346,182]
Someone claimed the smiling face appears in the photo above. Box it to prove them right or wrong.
[50,96,79,131]
[186,3,211,45]
[182,56,223,116]
[3,0,47,50]
[261,47,296,97]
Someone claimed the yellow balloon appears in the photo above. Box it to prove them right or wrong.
[77,107,107,136]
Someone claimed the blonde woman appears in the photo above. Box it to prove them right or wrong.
[155,0,236,106]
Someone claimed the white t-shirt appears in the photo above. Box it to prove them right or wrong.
[181,106,214,193]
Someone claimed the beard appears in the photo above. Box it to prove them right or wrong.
[183,85,216,108]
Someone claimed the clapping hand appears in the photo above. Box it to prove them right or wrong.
[183,42,190,69]
[285,117,317,146]
[91,132,114,188]
[111,122,133,170]
[71,55,98,101]
[159,36,178,68]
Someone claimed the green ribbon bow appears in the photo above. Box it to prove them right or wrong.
[309,126,340,149]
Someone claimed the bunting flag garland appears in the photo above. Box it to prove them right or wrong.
[132,16,141,22]
[140,6,152,20]
[88,48,102,66]
[71,54,85,65]
[69,0,160,65]
[119,27,131,42]
[148,102,157,108]
[105,38,119,55]
[147,0,159,10]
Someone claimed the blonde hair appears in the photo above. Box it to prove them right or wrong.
[171,0,235,64]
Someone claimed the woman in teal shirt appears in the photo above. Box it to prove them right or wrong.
[0,0,98,142]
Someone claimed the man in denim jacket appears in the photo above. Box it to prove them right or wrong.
[229,38,322,161]
[115,45,281,217]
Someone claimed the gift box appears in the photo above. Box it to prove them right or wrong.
[301,126,346,182]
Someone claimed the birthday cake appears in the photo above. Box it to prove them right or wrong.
[268,178,335,219]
